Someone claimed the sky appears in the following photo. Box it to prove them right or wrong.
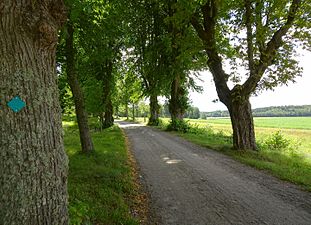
[189,50,311,112]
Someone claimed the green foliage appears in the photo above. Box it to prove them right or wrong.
[156,118,168,130]
[253,105,311,117]
[58,74,75,115]
[167,119,190,133]
[64,121,139,225]
[147,118,159,126]
[185,106,200,119]
[262,130,291,150]
[258,131,301,153]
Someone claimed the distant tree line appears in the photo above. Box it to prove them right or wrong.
[201,105,311,118]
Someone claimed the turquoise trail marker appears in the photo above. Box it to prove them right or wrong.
[7,96,26,112]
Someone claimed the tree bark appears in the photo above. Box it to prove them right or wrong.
[126,103,129,120]
[148,94,160,126]
[101,60,114,128]
[0,1,68,224]
[228,98,257,150]
[169,76,186,122]
[132,103,135,121]
[65,22,94,153]
[103,99,114,128]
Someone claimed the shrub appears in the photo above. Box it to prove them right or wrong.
[259,130,301,153]
[166,119,190,133]
[148,118,159,126]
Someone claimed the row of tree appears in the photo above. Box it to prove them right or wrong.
[112,101,201,120]
[1,0,310,223]
[61,0,310,152]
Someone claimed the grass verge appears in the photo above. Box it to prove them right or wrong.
[64,121,140,225]
[156,118,311,192]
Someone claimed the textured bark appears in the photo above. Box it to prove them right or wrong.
[132,103,136,121]
[103,99,114,128]
[101,60,114,128]
[126,103,129,120]
[148,94,160,126]
[65,23,94,153]
[0,1,68,224]
[228,98,256,150]
[169,76,186,122]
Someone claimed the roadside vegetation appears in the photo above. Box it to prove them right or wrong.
[63,118,140,225]
[146,117,311,191]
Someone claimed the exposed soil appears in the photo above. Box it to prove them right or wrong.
[117,121,311,225]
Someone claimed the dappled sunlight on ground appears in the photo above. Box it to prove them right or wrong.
[162,156,182,165]
[115,120,145,128]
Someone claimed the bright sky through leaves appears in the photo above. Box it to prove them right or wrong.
[190,50,311,112]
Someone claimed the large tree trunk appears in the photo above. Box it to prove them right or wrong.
[65,23,94,153]
[103,99,114,128]
[169,76,186,122]
[0,1,68,224]
[148,94,159,126]
[132,103,136,121]
[228,99,257,150]
[126,103,129,120]
[101,60,114,128]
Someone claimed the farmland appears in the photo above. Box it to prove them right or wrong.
[188,117,311,154]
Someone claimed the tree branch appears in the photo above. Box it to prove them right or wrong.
[255,0,265,53]
[243,0,301,95]
[201,0,231,105]
[244,0,255,76]
[190,14,206,41]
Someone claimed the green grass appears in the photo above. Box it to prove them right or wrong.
[63,120,139,225]
[155,117,311,191]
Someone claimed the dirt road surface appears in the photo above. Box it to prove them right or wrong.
[117,121,311,225]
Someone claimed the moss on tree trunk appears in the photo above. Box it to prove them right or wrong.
[0,1,68,224]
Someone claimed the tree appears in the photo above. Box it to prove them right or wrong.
[186,106,200,119]
[0,1,68,224]
[188,0,310,150]
[127,0,169,126]
[165,0,206,128]
[65,21,94,153]
[76,0,126,129]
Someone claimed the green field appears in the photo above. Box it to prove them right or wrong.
[195,117,311,130]
[185,117,311,154]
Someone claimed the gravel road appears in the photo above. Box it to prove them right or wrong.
[117,121,311,225]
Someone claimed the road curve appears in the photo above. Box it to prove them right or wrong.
[117,121,311,225]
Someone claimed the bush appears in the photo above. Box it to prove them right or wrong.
[156,118,168,129]
[148,118,159,126]
[258,130,301,153]
[166,119,190,133]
